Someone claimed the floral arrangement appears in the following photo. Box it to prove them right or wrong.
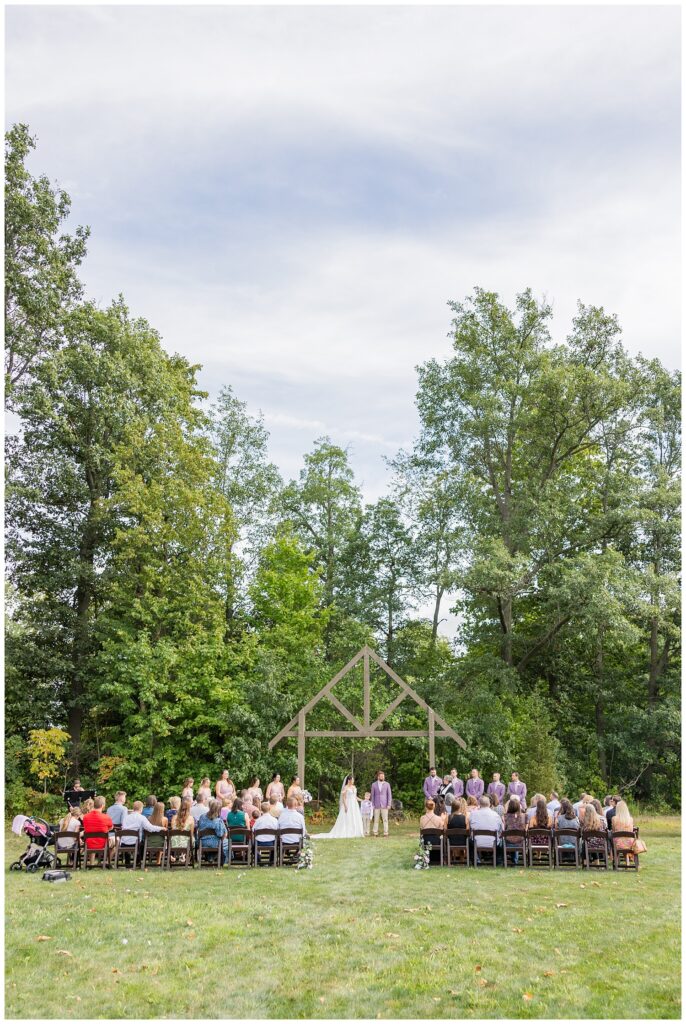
[302,789,313,803]
[413,837,432,870]
[296,838,314,870]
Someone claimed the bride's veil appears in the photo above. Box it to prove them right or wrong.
[339,774,351,809]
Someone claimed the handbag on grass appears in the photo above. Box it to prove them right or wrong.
[632,838,647,854]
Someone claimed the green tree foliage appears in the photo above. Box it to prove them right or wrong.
[27,727,70,793]
[5,124,88,404]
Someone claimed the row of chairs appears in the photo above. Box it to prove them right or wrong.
[53,825,305,870]
[420,827,640,870]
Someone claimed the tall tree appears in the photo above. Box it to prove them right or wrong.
[5,124,88,405]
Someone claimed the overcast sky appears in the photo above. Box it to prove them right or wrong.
[6,4,681,505]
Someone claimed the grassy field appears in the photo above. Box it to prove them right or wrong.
[4,815,680,1019]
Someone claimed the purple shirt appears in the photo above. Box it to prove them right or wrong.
[360,800,373,817]
[371,781,392,809]
[466,777,484,800]
[508,780,527,808]
[450,777,464,798]
[487,781,506,803]
[423,775,442,800]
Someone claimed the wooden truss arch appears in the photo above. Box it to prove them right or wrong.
[268,645,466,787]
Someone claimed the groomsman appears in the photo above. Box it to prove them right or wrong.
[487,772,506,804]
[465,768,484,801]
[423,767,442,801]
[507,771,527,809]
[449,769,463,799]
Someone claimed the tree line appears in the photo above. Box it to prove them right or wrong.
[5,124,680,814]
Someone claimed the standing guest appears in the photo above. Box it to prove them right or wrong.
[226,798,249,841]
[253,800,280,861]
[215,771,232,801]
[197,777,212,803]
[170,798,194,864]
[82,796,114,864]
[489,792,505,819]
[287,776,305,815]
[547,792,561,818]
[360,792,373,836]
[166,796,181,825]
[487,773,506,805]
[465,768,484,801]
[120,801,166,850]
[57,805,82,850]
[278,796,308,846]
[449,769,464,799]
[106,791,128,827]
[502,797,526,863]
[507,772,527,809]
[181,778,194,801]
[371,770,392,837]
[142,795,157,819]
[469,795,503,864]
[198,798,229,863]
[423,767,442,801]
[266,773,285,807]
[247,777,263,804]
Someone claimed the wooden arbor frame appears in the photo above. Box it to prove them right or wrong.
[268,645,466,788]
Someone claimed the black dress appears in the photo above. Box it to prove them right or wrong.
[447,813,467,845]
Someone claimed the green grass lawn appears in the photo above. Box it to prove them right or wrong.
[4,815,680,1019]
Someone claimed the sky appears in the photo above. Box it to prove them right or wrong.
[6,4,681,503]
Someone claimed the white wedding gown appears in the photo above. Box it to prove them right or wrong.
[313,785,364,839]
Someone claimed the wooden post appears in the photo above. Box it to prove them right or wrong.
[298,710,305,789]
[428,709,435,769]
[363,649,370,727]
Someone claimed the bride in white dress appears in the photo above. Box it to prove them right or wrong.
[313,775,364,839]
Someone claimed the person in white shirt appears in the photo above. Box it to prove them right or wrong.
[469,796,503,864]
[119,801,166,844]
[278,797,307,843]
[191,796,209,824]
[547,792,561,820]
[253,802,279,862]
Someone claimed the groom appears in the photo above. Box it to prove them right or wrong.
[371,770,392,837]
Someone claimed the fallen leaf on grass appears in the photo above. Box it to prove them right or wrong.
[385,932,400,939]
[36,936,52,942]
[512,927,523,934]
[187,931,196,940]
[56,950,73,957]
[186,919,193,927]
[579,883,586,889]
[111,968,122,975]
[475,965,482,972]
[477,979,492,989]
[591,881,601,887]
[522,992,533,1001]
[319,997,325,1004]
[433,997,441,1002]
[554,948,563,957]
[555,903,569,908]
[543,971,556,977]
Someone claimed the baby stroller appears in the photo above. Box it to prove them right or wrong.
[10,815,57,873]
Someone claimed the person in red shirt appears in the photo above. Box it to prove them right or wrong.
[81,796,114,864]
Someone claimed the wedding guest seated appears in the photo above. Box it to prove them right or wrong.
[573,792,591,816]
[82,796,114,863]
[420,799,446,831]
[278,796,308,843]
[546,792,561,818]
[268,794,283,819]
[610,800,635,859]
[120,800,166,848]
[526,794,545,822]
[226,798,249,841]
[106,791,128,828]
[444,791,455,817]
[433,794,447,820]
[191,794,209,825]
[581,802,607,861]
[502,797,525,863]
[527,797,552,848]
[170,798,194,863]
[197,777,212,803]
[554,799,580,845]
[166,796,181,825]
[469,795,503,864]
[80,797,94,814]
[197,798,229,863]
[57,804,82,850]
[145,802,169,865]
[253,801,280,861]
[447,797,469,847]
[605,794,620,831]
[489,792,505,819]
[241,791,256,819]
[466,795,479,811]
[142,795,157,819]
[220,798,232,822]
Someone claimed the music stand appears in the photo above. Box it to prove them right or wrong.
[64,789,96,808]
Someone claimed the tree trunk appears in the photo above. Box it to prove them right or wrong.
[498,597,513,667]
[431,585,444,643]
[70,502,98,769]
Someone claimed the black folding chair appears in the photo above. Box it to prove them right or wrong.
[420,828,445,867]
[82,832,111,869]
[141,831,168,868]
[227,827,253,867]
[197,828,223,868]
[253,829,279,867]
[166,830,194,869]
[278,828,304,867]
[445,828,470,867]
[54,832,81,870]
[527,829,553,869]
[502,829,527,868]
[611,832,639,870]
[554,829,581,869]
[582,830,609,870]
[114,829,141,869]
[471,829,499,868]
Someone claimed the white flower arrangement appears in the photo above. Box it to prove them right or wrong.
[302,789,313,803]
[413,838,431,870]
[296,838,314,870]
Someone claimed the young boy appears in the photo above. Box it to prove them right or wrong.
[360,792,373,836]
